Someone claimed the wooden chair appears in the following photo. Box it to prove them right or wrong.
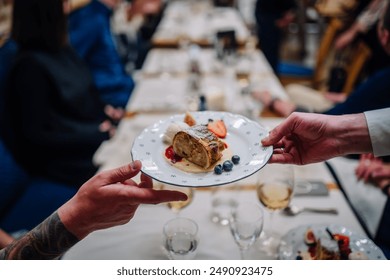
[311,17,344,89]
[281,17,371,95]
[342,40,371,94]
[279,17,344,88]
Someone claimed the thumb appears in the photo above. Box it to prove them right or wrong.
[100,161,142,185]
[261,125,287,146]
[261,114,297,146]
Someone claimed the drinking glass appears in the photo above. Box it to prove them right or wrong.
[210,185,238,226]
[256,164,295,258]
[163,217,199,260]
[229,201,264,259]
[160,184,194,216]
[235,57,251,88]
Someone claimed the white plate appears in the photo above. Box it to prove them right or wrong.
[279,224,387,260]
[131,111,272,187]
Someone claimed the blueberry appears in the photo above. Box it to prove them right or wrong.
[214,164,223,175]
[222,160,233,172]
[231,155,240,164]
[296,255,303,260]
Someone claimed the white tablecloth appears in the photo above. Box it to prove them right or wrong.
[63,186,365,260]
[152,1,250,46]
[141,49,273,76]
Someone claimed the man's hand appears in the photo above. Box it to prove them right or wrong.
[261,112,372,165]
[58,161,187,239]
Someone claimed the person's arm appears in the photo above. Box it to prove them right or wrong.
[364,108,390,157]
[0,229,15,250]
[0,161,187,259]
[356,0,386,33]
[335,0,386,49]
[261,112,373,165]
[0,212,79,260]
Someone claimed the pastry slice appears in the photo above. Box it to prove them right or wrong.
[172,124,225,169]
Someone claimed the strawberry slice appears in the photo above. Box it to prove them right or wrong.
[207,119,227,138]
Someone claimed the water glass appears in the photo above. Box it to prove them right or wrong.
[163,217,199,260]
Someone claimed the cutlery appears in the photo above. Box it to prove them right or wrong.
[283,205,338,216]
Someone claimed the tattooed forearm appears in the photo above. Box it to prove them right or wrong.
[0,211,79,260]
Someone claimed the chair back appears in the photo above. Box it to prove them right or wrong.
[342,40,371,94]
[312,18,344,89]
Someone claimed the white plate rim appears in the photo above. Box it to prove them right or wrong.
[130,111,273,187]
[279,223,387,260]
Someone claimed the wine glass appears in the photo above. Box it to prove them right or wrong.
[163,217,199,260]
[160,184,194,216]
[229,201,264,259]
[256,164,295,258]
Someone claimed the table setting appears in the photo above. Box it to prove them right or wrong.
[151,0,250,47]
[63,174,378,259]
[65,112,384,260]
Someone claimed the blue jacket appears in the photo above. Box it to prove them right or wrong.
[68,0,134,108]
[325,66,390,115]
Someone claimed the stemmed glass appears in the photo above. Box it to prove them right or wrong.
[256,164,295,258]
[160,184,194,216]
[229,201,264,259]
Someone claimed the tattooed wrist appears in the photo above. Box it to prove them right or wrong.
[0,211,79,260]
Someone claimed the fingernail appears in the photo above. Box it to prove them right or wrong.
[130,161,140,169]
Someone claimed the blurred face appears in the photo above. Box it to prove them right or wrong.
[63,0,71,14]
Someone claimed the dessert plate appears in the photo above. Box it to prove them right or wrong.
[279,224,387,260]
[131,111,272,187]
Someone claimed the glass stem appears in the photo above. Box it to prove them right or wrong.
[269,210,275,237]
[239,248,246,260]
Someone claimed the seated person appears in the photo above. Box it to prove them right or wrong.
[68,0,135,109]
[1,0,118,187]
[335,0,390,75]
[256,63,390,117]
[254,1,390,117]
[335,1,385,51]
[110,0,164,70]
[254,0,297,75]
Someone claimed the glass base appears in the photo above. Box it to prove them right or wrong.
[256,231,282,259]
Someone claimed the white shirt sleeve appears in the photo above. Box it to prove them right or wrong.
[364,108,390,157]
